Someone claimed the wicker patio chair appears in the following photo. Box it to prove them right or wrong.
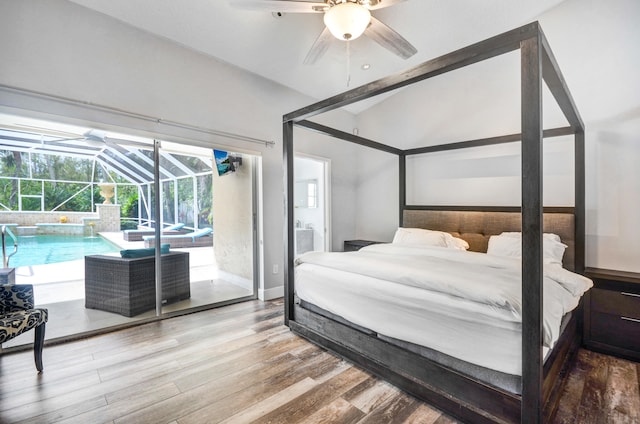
[84,251,190,317]
[0,284,48,372]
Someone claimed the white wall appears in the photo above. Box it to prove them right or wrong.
[353,0,640,272]
[294,127,360,252]
[213,154,254,284]
[538,0,640,273]
[352,146,398,243]
[0,0,359,296]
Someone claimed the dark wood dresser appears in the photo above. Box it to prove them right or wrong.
[583,267,640,361]
[343,239,383,252]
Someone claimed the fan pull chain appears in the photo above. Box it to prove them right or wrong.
[347,41,351,87]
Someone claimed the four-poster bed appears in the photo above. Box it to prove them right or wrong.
[283,22,587,424]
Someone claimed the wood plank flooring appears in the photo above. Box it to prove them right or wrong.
[0,299,638,424]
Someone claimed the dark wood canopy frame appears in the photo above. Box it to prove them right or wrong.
[283,22,585,424]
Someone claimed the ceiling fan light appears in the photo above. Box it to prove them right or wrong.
[323,2,371,41]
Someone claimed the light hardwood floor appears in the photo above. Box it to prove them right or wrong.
[0,299,638,423]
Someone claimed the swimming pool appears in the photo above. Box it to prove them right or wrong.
[8,235,120,268]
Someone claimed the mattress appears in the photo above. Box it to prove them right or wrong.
[294,243,592,378]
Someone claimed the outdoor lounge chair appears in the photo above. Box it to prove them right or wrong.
[84,250,190,317]
[122,222,187,242]
[143,227,213,248]
[0,284,48,372]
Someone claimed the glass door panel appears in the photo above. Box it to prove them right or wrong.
[160,145,256,315]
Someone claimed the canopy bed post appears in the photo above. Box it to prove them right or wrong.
[399,153,406,227]
[574,129,586,273]
[538,26,586,273]
[520,33,544,423]
[283,120,295,324]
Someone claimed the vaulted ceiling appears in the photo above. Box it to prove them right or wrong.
[68,0,565,113]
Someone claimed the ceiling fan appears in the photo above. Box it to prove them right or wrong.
[229,0,417,65]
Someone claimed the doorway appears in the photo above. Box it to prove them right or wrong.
[294,155,331,254]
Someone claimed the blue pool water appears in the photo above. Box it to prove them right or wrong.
[8,235,120,268]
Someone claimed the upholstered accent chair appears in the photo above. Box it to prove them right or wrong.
[0,284,48,372]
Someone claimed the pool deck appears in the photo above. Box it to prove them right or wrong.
[5,231,251,349]
[99,231,216,269]
[16,231,217,288]
[14,231,217,299]
[12,231,143,290]
[100,230,150,249]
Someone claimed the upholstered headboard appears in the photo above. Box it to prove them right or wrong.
[403,209,576,271]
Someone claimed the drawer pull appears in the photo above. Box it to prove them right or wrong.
[621,316,640,323]
[621,292,640,298]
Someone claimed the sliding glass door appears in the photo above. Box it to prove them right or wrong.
[0,113,259,348]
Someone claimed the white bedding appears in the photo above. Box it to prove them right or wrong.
[294,243,592,375]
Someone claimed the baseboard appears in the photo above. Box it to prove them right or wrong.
[259,285,284,301]
[217,270,252,291]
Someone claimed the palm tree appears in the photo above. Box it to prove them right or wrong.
[0,150,23,209]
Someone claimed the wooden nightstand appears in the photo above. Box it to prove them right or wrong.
[583,267,640,361]
[343,240,383,252]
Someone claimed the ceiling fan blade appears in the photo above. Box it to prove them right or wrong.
[229,0,326,13]
[363,0,408,11]
[303,27,333,65]
[365,16,417,59]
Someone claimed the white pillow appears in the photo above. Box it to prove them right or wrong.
[543,239,568,264]
[487,235,522,258]
[499,231,562,243]
[392,228,448,248]
[445,234,470,250]
[487,234,567,264]
[392,228,469,250]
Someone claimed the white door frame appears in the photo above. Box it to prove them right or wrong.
[294,153,332,252]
